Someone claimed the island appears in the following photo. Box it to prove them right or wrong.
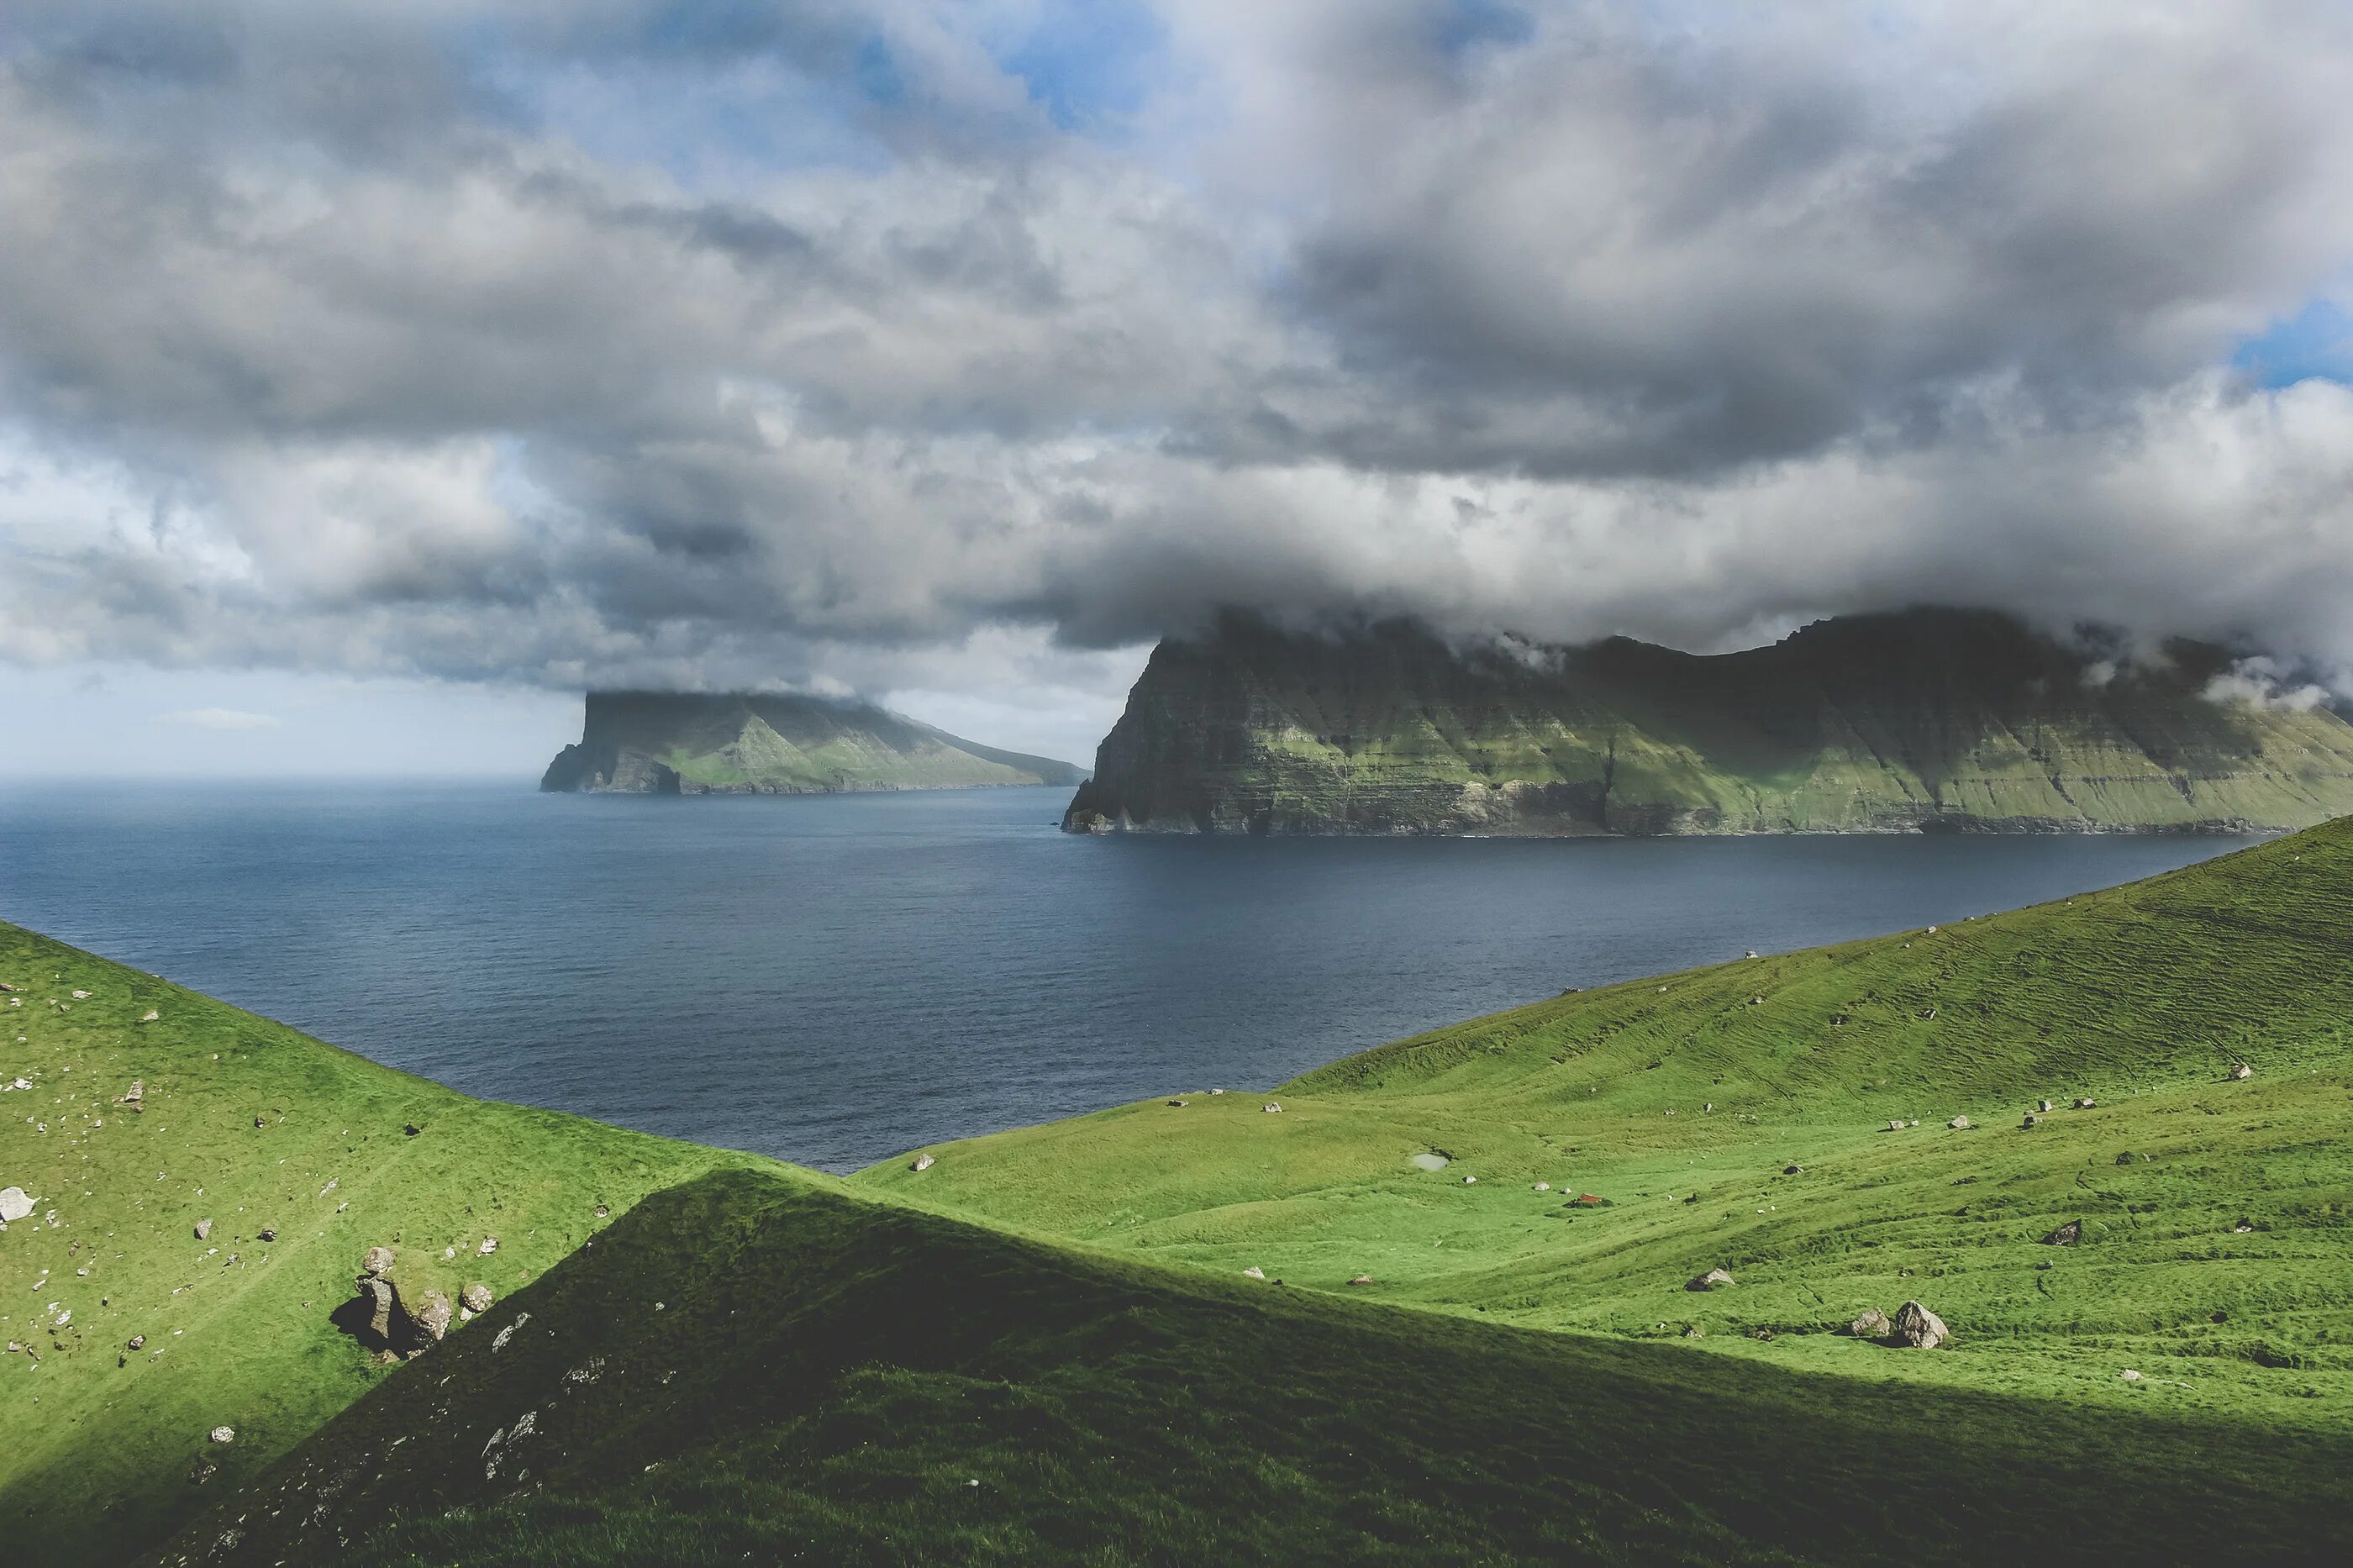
[540,691,1084,795]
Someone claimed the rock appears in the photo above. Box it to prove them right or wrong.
[1888,1119,1906,1132]
[1892,1300,1950,1349]
[476,1237,498,1256]
[128,1334,145,1350]
[119,1080,144,1104]
[411,1290,454,1343]
[1461,1174,1477,1185]
[1686,1267,1735,1292]
[257,1229,275,1242]
[1947,1115,1971,1129]
[2037,1098,2054,1113]
[2234,1218,2255,1234]
[2075,1097,2097,1109]
[0,1188,31,1223]
[1262,1102,1282,1113]
[1849,1308,1892,1339]
[911,1154,934,1172]
[71,990,90,1000]
[461,1282,493,1313]
[1208,1088,1224,1095]
[193,1218,212,1240]
[363,1245,395,1276]
[140,1008,159,1023]
[209,1426,234,1444]
[2116,1150,2138,1165]
[2021,1113,2039,1129]
[2230,1063,2254,1081]
[1348,1274,1374,1286]
[1684,1325,1705,1338]
[358,1276,397,1342]
[2040,1219,2082,1246]
[2120,1369,2144,1383]
[1241,1266,1266,1280]
[1919,1006,1936,1020]
[594,1205,609,1218]
[1533,1181,1550,1192]
[1166,1099,1186,1108]
[403,1123,422,1135]
[1782,1165,1803,1175]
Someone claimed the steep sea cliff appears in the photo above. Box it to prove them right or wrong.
[1064,609,2353,835]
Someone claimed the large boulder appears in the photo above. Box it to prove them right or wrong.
[1892,1300,1950,1349]
[461,1282,493,1313]
[357,1276,397,1343]
[410,1291,455,1344]
[1686,1267,1735,1292]
[2040,1219,2082,1246]
[0,1187,31,1224]
[1848,1308,1892,1339]
[362,1246,395,1276]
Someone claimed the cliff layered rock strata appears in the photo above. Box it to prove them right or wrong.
[1064,609,2353,836]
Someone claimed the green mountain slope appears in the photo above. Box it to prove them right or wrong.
[1063,608,2353,834]
[542,691,1085,795]
[164,1169,2353,1566]
[0,923,775,1566]
[864,820,2353,1424]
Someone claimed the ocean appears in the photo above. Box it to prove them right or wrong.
[0,780,2251,1171]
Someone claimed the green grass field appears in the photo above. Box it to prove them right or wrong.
[8,820,2353,1564]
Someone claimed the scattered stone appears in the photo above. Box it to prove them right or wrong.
[0,1188,31,1223]
[1687,1267,1735,1292]
[2116,1151,2139,1165]
[1919,1007,1936,1020]
[188,1459,217,1486]
[1348,1274,1374,1286]
[1241,1266,1266,1280]
[1782,1165,1802,1176]
[1849,1308,1892,1339]
[128,1334,145,1350]
[208,1426,234,1444]
[911,1154,935,1172]
[1262,1102,1282,1113]
[476,1237,498,1256]
[1947,1115,1971,1130]
[1533,1181,1550,1192]
[2040,1219,2082,1247]
[193,1218,212,1240]
[2234,1218,2256,1234]
[1892,1300,1950,1349]
[71,990,90,1000]
[2075,1097,2097,1109]
[1888,1119,1906,1133]
[257,1229,275,1242]
[1166,1099,1186,1108]
[1683,1324,1704,1339]
[1461,1174,1477,1185]
[594,1205,609,1218]
[2037,1099,2054,1113]
[403,1123,422,1136]
[1208,1088,1225,1096]
[2020,1113,2040,1129]
[119,1080,144,1105]
[461,1282,493,1313]
[139,1009,159,1023]
[364,1245,395,1276]
[2120,1369,2144,1383]
[2230,1064,2254,1081]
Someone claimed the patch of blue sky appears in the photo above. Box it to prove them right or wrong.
[2233,297,2353,388]
[1432,0,1536,60]
[992,0,1167,135]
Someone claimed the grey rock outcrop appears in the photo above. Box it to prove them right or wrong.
[1687,1268,1736,1292]
[1892,1301,1950,1348]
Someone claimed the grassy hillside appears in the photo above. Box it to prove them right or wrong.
[163,1168,2353,1566]
[0,923,773,1566]
[861,819,2353,1430]
[1065,608,2353,834]
[542,691,1083,794]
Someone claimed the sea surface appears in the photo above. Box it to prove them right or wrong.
[0,781,2255,1172]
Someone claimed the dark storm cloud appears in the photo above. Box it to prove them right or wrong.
[6,0,2353,702]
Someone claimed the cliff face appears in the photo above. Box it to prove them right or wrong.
[542,692,1084,795]
[1063,609,2353,835]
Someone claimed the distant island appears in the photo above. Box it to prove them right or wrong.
[1064,607,2353,835]
[542,691,1084,795]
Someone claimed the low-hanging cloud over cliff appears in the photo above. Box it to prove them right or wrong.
[7,0,2353,702]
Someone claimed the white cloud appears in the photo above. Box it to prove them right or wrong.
[156,707,283,729]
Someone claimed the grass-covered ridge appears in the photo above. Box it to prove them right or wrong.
[860,819,2353,1428]
[163,1169,2353,1565]
[0,922,777,1566]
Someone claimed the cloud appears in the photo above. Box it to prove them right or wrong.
[2202,656,2333,712]
[156,707,282,729]
[3,0,2353,716]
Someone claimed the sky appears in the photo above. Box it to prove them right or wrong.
[5,1,2353,776]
